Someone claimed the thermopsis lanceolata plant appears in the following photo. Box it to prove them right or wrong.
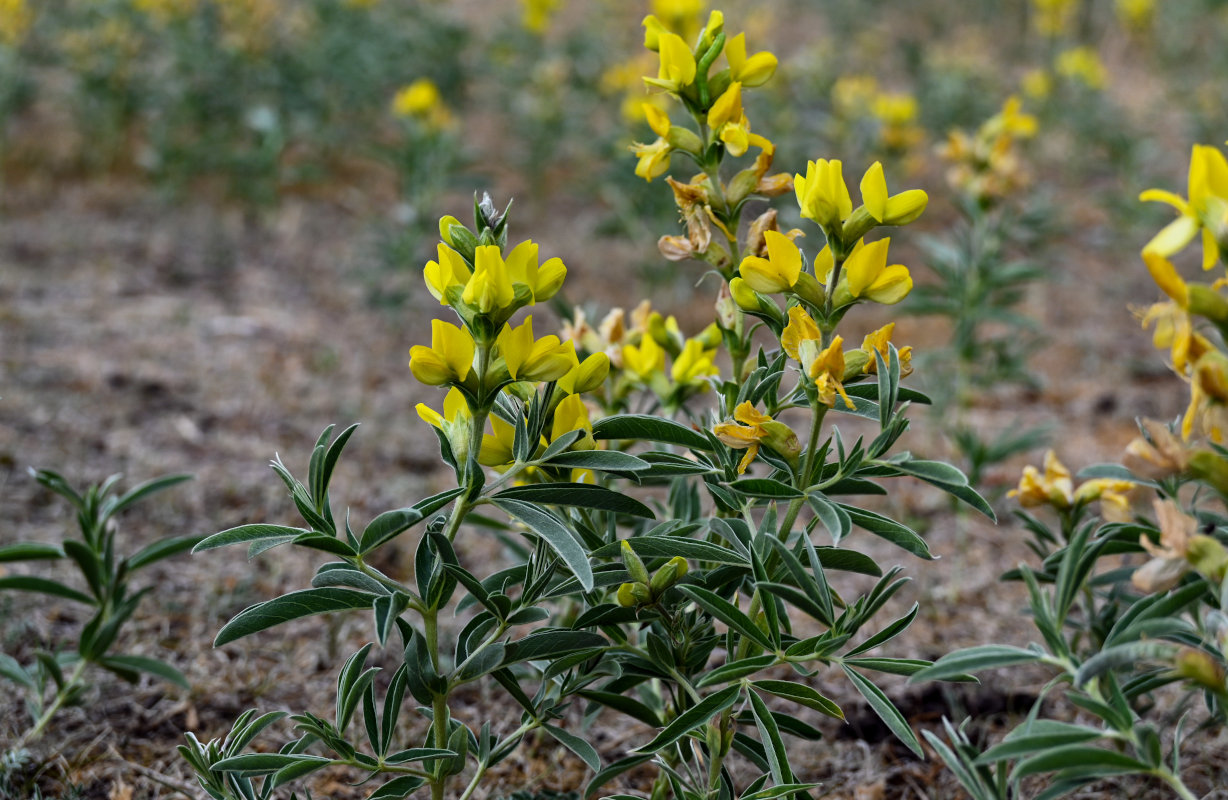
[181,10,991,800]
[0,469,195,757]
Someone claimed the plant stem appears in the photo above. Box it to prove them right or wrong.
[19,658,90,747]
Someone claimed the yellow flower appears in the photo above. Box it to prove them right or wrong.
[725,32,777,87]
[1185,352,1228,441]
[861,323,913,377]
[391,79,453,130]
[504,239,567,303]
[631,104,673,181]
[859,161,929,226]
[708,83,754,158]
[520,0,561,34]
[417,388,473,464]
[423,244,473,306]
[1022,69,1052,101]
[0,0,32,45]
[1125,419,1190,479]
[1009,450,1074,508]
[558,351,610,395]
[839,238,913,305]
[478,413,519,468]
[1032,0,1077,36]
[713,401,799,474]
[409,320,476,386]
[644,31,697,94]
[780,307,854,409]
[1114,0,1154,31]
[1139,301,1211,375]
[550,394,595,450]
[671,338,719,386]
[795,159,852,231]
[497,317,575,382]
[1140,144,1228,270]
[1073,478,1136,523]
[739,229,801,293]
[623,334,667,381]
[462,245,517,314]
[1055,47,1107,90]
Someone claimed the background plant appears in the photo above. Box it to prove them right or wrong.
[0,469,197,794]
[916,141,1228,800]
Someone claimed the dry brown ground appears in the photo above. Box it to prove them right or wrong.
[1,47,1224,800]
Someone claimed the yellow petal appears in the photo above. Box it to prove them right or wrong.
[1143,250,1189,306]
[863,264,913,305]
[497,317,536,379]
[860,161,888,222]
[844,238,890,299]
[1144,215,1200,258]
[780,305,821,361]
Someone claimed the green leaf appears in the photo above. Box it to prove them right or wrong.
[126,535,204,570]
[494,484,654,519]
[838,505,932,559]
[100,655,189,689]
[579,690,663,727]
[847,603,918,656]
[592,414,714,450]
[911,645,1044,682]
[590,536,748,565]
[975,722,1107,764]
[728,479,803,499]
[843,658,943,678]
[841,664,923,757]
[504,630,608,663]
[493,499,594,592]
[0,543,64,562]
[585,753,654,799]
[0,576,95,605]
[0,653,35,690]
[694,654,777,688]
[748,689,793,785]
[215,588,375,646]
[811,547,881,576]
[367,776,427,800]
[886,458,968,486]
[1011,746,1151,780]
[542,451,650,472]
[193,524,307,553]
[808,494,851,544]
[636,686,742,754]
[110,474,192,517]
[679,585,774,650]
[1074,641,1177,688]
[544,723,601,771]
[358,487,465,554]
[212,753,332,775]
[741,784,823,800]
[384,748,458,764]
[752,680,843,719]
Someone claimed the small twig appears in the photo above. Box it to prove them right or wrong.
[107,747,199,798]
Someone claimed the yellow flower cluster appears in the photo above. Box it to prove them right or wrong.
[409,208,611,475]
[940,96,1037,206]
[520,0,562,34]
[1137,144,1228,441]
[1054,46,1107,90]
[0,0,32,46]
[1009,450,1135,521]
[830,75,924,156]
[391,79,454,131]
[632,10,779,181]
[562,300,720,414]
[1031,0,1078,37]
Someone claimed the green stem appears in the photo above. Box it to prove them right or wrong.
[19,658,90,747]
[1154,767,1199,800]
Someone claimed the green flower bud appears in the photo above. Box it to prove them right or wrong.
[650,556,688,594]
[621,540,650,585]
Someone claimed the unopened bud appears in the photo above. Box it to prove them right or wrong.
[621,540,650,585]
[716,283,739,329]
[1187,534,1228,583]
[1189,450,1228,496]
[1187,284,1228,325]
[650,556,688,594]
[617,581,652,607]
[1173,647,1227,692]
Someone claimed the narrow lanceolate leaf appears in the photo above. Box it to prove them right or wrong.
[678,585,773,650]
[1011,746,1152,779]
[748,689,793,785]
[727,479,804,499]
[590,536,748,565]
[635,685,741,754]
[542,450,650,472]
[494,484,654,519]
[0,576,95,605]
[100,655,189,689]
[840,665,923,758]
[838,505,932,560]
[193,524,307,553]
[127,535,204,570]
[493,499,593,592]
[215,588,374,646]
[212,754,332,775]
[751,680,844,720]
[367,776,427,800]
[359,487,466,553]
[975,722,1107,764]
[694,655,778,688]
[911,645,1045,683]
[592,414,714,451]
[0,543,64,562]
[504,630,607,664]
[0,653,35,690]
[543,723,601,771]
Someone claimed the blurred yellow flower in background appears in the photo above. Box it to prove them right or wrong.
[392,78,454,130]
[0,0,32,46]
[1055,47,1107,90]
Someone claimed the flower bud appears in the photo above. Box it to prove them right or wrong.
[617,581,652,607]
[1189,449,1228,496]
[620,540,650,585]
[650,556,688,594]
[1187,284,1228,326]
[759,420,801,467]
[1173,647,1227,692]
[1187,534,1228,583]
